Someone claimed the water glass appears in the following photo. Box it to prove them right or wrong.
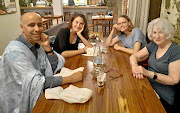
[92,66,100,78]
[100,43,108,54]
[97,71,106,87]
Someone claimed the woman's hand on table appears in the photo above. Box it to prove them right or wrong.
[131,65,146,79]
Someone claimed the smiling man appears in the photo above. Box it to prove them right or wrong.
[0,12,82,113]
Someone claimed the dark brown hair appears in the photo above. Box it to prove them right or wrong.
[67,13,89,39]
[116,15,134,35]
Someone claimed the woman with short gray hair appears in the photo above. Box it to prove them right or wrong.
[147,18,175,40]
[129,18,180,113]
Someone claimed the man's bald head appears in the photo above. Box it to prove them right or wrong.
[20,12,42,24]
[20,12,44,45]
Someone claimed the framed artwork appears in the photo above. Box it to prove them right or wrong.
[0,0,17,15]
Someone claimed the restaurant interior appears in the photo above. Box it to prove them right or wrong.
[0,0,180,113]
[0,0,179,54]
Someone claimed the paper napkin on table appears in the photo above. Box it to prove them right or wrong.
[54,67,84,77]
[45,85,93,104]
[59,85,93,103]
[45,86,63,99]
[82,47,95,56]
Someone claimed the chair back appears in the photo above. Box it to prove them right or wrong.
[174,82,180,111]
[96,12,106,16]
[44,22,68,36]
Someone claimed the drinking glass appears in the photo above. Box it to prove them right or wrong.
[97,71,106,87]
[100,42,108,54]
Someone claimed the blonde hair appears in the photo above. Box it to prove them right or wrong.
[147,18,175,40]
[116,15,134,35]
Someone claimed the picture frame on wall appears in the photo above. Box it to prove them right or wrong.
[0,0,17,15]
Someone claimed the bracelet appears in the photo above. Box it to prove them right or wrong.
[153,72,157,80]
[45,49,53,54]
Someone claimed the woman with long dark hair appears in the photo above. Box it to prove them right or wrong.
[53,13,92,58]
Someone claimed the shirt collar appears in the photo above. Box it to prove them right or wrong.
[16,34,40,50]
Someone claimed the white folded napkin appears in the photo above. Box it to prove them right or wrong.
[45,85,93,104]
[78,43,85,49]
[82,48,94,56]
[45,86,63,99]
[59,85,93,103]
[54,67,84,77]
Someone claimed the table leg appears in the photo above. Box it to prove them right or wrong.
[111,19,113,31]
[92,20,94,32]
[57,19,59,24]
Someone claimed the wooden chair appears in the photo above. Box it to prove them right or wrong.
[86,12,93,24]
[42,18,50,30]
[87,23,94,32]
[102,20,113,36]
[43,15,64,25]
[86,12,94,32]
[95,12,106,31]
[64,12,70,21]
[139,58,149,69]
[102,13,117,35]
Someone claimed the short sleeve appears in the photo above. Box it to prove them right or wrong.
[133,28,145,44]
[169,44,180,63]
[146,42,156,54]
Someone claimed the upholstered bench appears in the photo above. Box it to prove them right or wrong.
[44,22,68,36]
[44,22,68,45]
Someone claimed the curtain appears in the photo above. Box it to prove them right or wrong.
[127,0,150,35]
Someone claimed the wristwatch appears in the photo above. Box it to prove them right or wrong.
[153,72,157,80]
[45,49,53,54]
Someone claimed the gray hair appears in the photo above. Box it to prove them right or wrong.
[147,18,175,40]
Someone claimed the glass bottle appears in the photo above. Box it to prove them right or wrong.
[92,37,102,78]
[93,37,102,66]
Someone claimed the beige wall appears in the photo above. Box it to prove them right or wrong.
[0,0,21,55]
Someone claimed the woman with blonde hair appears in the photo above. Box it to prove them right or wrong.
[106,15,147,54]
[130,18,180,112]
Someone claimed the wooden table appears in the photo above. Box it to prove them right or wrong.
[43,15,64,24]
[31,47,166,113]
[42,18,50,30]
[92,16,113,33]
